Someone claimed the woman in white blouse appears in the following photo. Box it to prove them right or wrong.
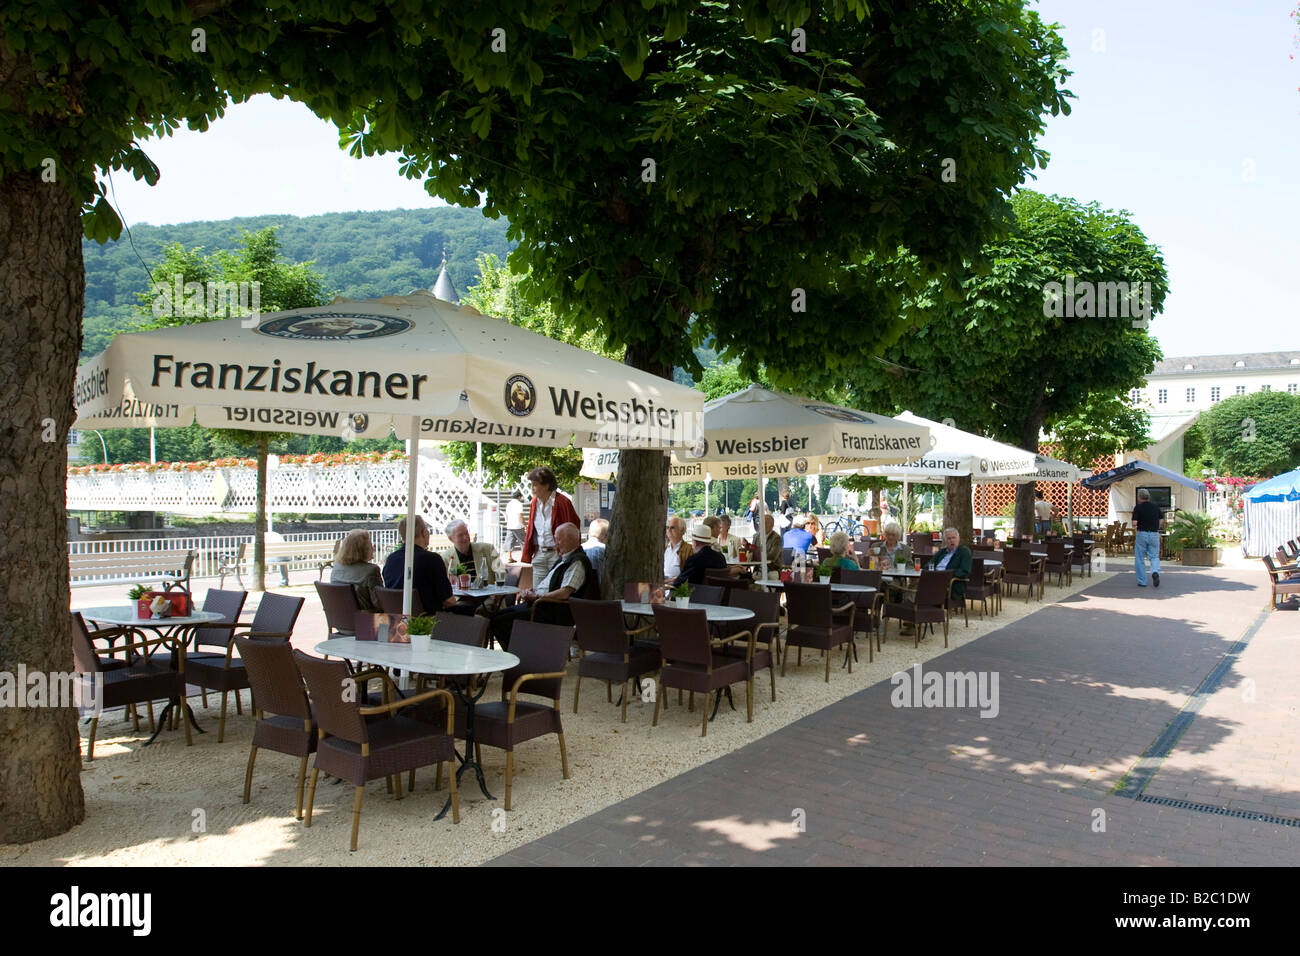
[714,514,741,562]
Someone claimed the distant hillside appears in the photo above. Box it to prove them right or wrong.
[81,206,514,359]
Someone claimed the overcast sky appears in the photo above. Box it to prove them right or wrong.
[100,0,1300,358]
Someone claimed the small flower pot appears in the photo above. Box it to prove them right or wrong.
[410,634,432,654]
[819,575,831,584]
[675,597,690,608]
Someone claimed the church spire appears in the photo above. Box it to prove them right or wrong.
[431,246,460,303]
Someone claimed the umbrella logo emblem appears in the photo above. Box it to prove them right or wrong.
[794,458,808,474]
[803,404,869,423]
[505,374,536,417]
[687,437,709,459]
[341,413,369,440]
[256,312,411,340]
[979,458,989,473]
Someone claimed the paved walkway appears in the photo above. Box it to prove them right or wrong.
[485,561,1300,866]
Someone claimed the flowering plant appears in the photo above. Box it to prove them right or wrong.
[69,450,407,476]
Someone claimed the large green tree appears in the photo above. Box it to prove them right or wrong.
[847,191,1166,539]
[134,228,332,590]
[1195,392,1300,478]
[353,2,1071,595]
[2,1,1066,842]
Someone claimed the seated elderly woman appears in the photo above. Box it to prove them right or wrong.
[713,513,741,562]
[330,529,383,611]
[827,532,860,570]
[873,521,912,569]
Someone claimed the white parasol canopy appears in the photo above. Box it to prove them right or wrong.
[857,412,1037,483]
[74,291,703,612]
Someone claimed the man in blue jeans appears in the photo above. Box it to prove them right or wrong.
[1131,488,1166,587]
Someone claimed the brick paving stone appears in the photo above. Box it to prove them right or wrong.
[485,564,1300,866]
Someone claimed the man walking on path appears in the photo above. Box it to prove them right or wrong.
[1131,488,1166,587]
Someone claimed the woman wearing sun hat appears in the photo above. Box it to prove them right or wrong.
[670,525,730,588]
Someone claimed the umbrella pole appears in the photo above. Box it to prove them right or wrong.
[403,418,420,617]
[758,461,767,581]
[1067,482,1074,535]
[903,480,909,531]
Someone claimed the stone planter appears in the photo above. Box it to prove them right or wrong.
[1179,547,1219,567]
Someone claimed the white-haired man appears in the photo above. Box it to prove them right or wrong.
[583,518,609,583]
[438,518,506,585]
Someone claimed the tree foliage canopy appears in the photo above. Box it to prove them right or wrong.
[846,191,1166,452]
[1194,392,1300,478]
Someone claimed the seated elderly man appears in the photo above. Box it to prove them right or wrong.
[671,526,730,588]
[757,514,784,569]
[490,523,598,649]
[382,515,468,615]
[438,518,506,584]
[925,527,972,598]
[583,518,609,583]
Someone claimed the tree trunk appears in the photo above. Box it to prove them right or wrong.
[1014,414,1045,538]
[604,344,672,599]
[943,475,974,545]
[253,436,268,591]
[0,171,87,842]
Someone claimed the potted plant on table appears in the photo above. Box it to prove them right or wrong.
[454,561,473,589]
[672,581,695,607]
[1166,511,1219,567]
[407,614,436,653]
[815,559,836,584]
[127,582,149,616]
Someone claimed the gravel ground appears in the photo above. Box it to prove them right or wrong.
[4,569,1111,866]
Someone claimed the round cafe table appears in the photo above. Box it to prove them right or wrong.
[316,636,519,818]
[753,580,877,595]
[80,605,225,745]
[451,584,520,609]
[619,601,754,623]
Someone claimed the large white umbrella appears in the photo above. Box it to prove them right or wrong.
[586,386,930,580]
[857,411,1037,530]
[75,292,704,611]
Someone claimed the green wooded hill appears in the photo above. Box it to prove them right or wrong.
[81,206,514,360]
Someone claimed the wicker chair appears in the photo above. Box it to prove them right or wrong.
[1043,540,1072,587]
[1263,556,1300,610]
[315,580,361,637]
[236,637,317,819]
[375,587,424,616]
[298,651,458,850]
[455,621,573,810]
[963,558,997,620]
[651,605,754,734]
[569,599,660,722]
[782,581,856,681]
[720,587,781,704]
[838,568,884,660]
[1001,546,1044,602]
[881,571,953,648]
[71,612,190,760]
[187,592,303,742]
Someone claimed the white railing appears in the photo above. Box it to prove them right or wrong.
[67,459,500,545]
[68,529,402,586]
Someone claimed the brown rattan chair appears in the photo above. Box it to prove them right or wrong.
[72,612,190,760]
[1001,546,1044,602]
[1263,556,1300,610]
[719,587,780,704]
[455,621,573,809]
[838,568,884,660]
[297,651,458,850]
[235,636,317,819]
[375,586,425,616]
[569,598,659,722]
[1069,535,1093,578]
[689,584,725,605]
[315,580,362,637]
[963,558,997,620]
[187,592,303,742]
[1043,540,1072,587]
[881,570,953,648]
[781,581,856,681]
[651,605,753,735]
[910,533,935,558]
[431,611,490,648]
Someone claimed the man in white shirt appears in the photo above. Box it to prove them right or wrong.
[583,519,609,583]
[1034,491,1052,536]
[504,491,525,561]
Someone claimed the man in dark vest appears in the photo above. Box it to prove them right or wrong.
[490,523,598,649]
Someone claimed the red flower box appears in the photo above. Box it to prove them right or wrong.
[136,591,190,619]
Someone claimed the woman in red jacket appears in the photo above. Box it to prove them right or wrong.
[521,466,580,585]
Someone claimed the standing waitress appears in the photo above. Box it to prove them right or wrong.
[521,466,579,587]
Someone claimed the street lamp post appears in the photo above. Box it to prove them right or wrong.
[89,429,108,464]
